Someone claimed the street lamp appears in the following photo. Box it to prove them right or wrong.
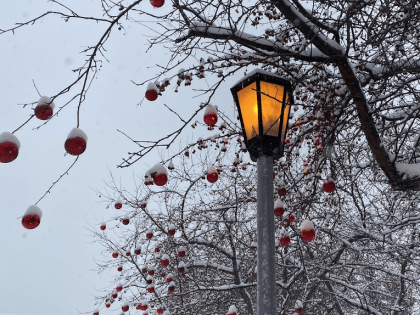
[231,69,293,315]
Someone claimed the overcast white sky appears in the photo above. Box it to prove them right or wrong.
[0,1,239,314]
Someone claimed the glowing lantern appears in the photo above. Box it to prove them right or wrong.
[160,254,170,267]
[0,132,20,163]
[150,0,164,8]
[65,128,87,156]
[323,180,336,193]
[145,82,158,101]
[203,104,218,126]
[230,69,293,161]
[35,96,55,120]
[274,199,285,217]
[207,165,218,183]
[168,224,176,236]
[300,220,316,242]
[21,205,42,230]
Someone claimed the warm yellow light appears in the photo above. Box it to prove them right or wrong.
[260,82,284,137]
[237,82,259,139]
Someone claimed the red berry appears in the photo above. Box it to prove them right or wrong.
[203,112,218,126]
[122,218,130,225]
[117,266,123,272]
[207,172,218,183]
[116,285,122,292]
[168,285,175,293]
[157,307,164,314]
[100,224,106,231]
[178,250,185,257]
[160,258,169,267]
[34,105,53,120]
[122,305,129,312]
[140,203,147,209]
[153,173,168,186]
[21,214,41,229]
[155,247,160,253]
[278,187,286,196]
[115,202,122,209]
[148,269,155,276]
[145,89,158,101]
[0,141,18,163]
[112,252,119,258]
[166,276,173,283]
[65,137,86,155]
[93,311,99,315]
[295,308,303,314]
[280,235,290,247]
[301,229,316,242]
[178,266,184,273]
[150,0,165,8]
[146,232,153,239]
[126,251,131,256]
[274,207,284,217]
[323,181,336,193]
[168,229,175,237]
[105,303,110,308]
[134,248,141,255]
[288,215,295,223]
[147,286,155,293]
[112,293,117,299]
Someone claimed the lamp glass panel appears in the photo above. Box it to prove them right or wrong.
[260,81,284,137]
[281,93,290,142]
[237,82,259,139]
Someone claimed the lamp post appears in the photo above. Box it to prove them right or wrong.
[231,69,293,315]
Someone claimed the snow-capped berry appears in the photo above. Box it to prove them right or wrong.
[207,165,218,183]
[21,205,42,230]
[228,305,237,315]
[280,235,290,246]
[178,246,186,257]
[148,266,155,276]
[122,215,130,225]
[65,128,87,156]
[168,161,175,170]
[35,96,55,120]
[300,220,316,242]
[274,199,285,217]
[116,283,123,292]
[112,251,119,258]
[0,132,20,163]
[166,273,173,283]
[295,300,303,313]
[141,265,148,273]
[323,180,336,193]
[134,246,141,255]
[150,0,164,8]
[278,187,286,196]
[146,229,153,239]
[147,284,155,293]
[145,82,158,101]
[146,275,153,284]
[160,254,170,266]
[168,224,176,236]
[203,104,218,126]
[146,164,168,186]
[93,309,99,315]
[178,261,186,273]
[122,301,129,312]
[168,281,175,293]
[114,199,123,209]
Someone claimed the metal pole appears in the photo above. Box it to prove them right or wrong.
[256,154,277,315]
